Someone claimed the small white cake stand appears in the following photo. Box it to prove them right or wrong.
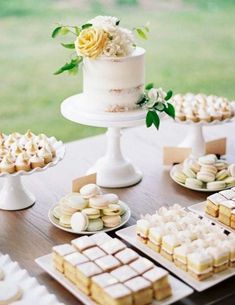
[0,140,65,211]
[61,94,146,188]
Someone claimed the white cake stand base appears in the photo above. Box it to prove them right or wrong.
[61,94,146,188]
[0,176,35,211]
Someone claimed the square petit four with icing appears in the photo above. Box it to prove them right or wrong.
[52,244,76,273]
[114,248,139,264]
[136,219,150,243]
[206,193,225,217]
[102,283,132,305]
[90,232,113,246]
[129,257,154,275]
[219,200,235,226]
[64,252,89,283]
[125,276,153,305]
[147,227,163,253]
[83,246,106,261]
[187,251,213,281]
[143,267,172,300]
[76,261,102,295]
[219,190,235,200]
[205,246,229,273]
[95,255,121,272]
[110,265,138,283]
[99,238,126,255]
[71,236,96,252]
[91,273,119,304]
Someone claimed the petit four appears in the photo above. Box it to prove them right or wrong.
[72,236,95,252]
[102,283,132,305]
[83,246,106,261]
[187,251,213,281]
[110,265,138,282]
[99,238,126,255]
[125,276,153,305]
[114,248,139,264]
[91,273,118,304]
[64,252,89,283]
[95,255,121,272]
[52,244,76,272]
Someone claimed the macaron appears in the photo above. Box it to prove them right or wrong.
[103,193,119,204]
[200,164,217,176]
[87,218,104,232]
[215,161,228,171]
[190,162,201,174]
[71,212,89,232]
[173,171,187,184]
[216,169,229,181]
[80,184,101,199]
[53,205,61,220]
[102,204,121,216]
[183,167,196,178]
[59,198,77,216]
[224,176,235,187]
[197,171,215,183]
[102,215,121,228]
[228,164,235,177]
[65,193,88,210]
[89,195,110,209]
[82,208,101,219]
[59,214,72,228]
[185,178,203,189]
[118,200,127,216]
[198,154,217,166]
[207,181,226,190]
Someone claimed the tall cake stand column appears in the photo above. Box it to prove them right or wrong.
[61,94,146,188]
[0,175,35,211]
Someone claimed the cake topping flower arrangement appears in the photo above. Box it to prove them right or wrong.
[137,84,175,129]
[52,15,149,74]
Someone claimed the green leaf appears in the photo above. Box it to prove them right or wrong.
[165,90,173,101]
[136,28,147,40]
[74,26,81,35]
[151,111,160,129]
[164,103,175,119]
[146,111,153,128]
[60,26,70,35]
[54,57,82,75]
[146,111,160,129]
[145,83,154,90]
[61,42,75,49]
[51,26,62,38]
[116,20,120,26]
[81,23,92,30]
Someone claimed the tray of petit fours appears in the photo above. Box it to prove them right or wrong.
[49,183,131,234]
[36,232,193,305]
[116,204,235,291]
[0,130,65,176]
[188,188,235,233]
[0,253,65,305]
[171,154,235,192]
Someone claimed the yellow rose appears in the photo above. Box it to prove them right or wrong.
[75,28,108,59]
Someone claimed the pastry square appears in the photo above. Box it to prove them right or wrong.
[129,257,154,275]
[136,219,150,243]
[147,240,160,253]
[187,251,213,280]
[162,235,181,255]
[71,236,96,252]
[160,248,173,262]
[205,246,229,273]
[64,252,89,283]
[148,227,164,245]
[52,244,76,273]
[114,248,139,264]
[220,240,235,266]
[91,232,113,246]
[91,273,119,304]
[111,265,138,282]
[173,244,194,265]
[218,213,230,226]
[76,261,102,295]
[95,255,121,272]
[103,283,132,305]
[125,276,153,305]
[99,238,126,255]
[219,200,235,217]
[219,190,235,200]
[83,246,106,261]
[174,258,187,272]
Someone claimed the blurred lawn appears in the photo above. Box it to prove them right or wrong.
[0,0,235,142]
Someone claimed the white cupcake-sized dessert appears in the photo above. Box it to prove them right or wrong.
[24,129,36,141]
[15,152,31,171]
[29,154,45,169]
[38,147,53,164]
[44,142,56,157]
[4,134,15,147]
[26,142,38,156]
[0,155,15,173]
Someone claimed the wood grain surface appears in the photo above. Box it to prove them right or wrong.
[1,120,235,305]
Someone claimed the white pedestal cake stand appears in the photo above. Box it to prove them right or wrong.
[0,141,65,211]
[61,94,146,188]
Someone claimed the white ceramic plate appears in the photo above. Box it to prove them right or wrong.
[188,201,235,233]
[116,225,235,291]
[0,254,65,305]
[170,164,232,192]
[48,202,131,235]
[36,253,193,305]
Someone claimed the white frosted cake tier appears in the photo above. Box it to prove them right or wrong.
[82,47,145,112]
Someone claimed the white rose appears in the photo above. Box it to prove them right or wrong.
[148,88,167,103]
[89,16,119,32]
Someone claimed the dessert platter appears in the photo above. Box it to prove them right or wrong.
[171,93,235,156]
[36,232,193,305]
[0,130,65,210]
[48,183,131,234]
[171,154,235,192]
[0,253,65,305]
[116,204,235,291]
[188,188,235,233]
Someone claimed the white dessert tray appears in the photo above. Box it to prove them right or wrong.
[0,253,65,305]
[0,139,65,211]
[188,201,235,233]
[48,201,131,234]
[36,253,193,305]
[116,225,235,291]
[170,164,232,192]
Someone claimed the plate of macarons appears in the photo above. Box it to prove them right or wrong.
[48,183,131,234]
[170,154,235,192]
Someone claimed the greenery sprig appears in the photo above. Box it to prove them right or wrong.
[137,83,175,129]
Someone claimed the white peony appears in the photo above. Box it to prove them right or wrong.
[148,88,167,103]
[89,15,119,32]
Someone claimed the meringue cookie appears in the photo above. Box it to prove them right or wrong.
[0,156,15,173]
[29,154,45,169]
[38,147,53,164]
[15,152,30,171]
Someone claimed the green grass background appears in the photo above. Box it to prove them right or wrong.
[0,0,235,142]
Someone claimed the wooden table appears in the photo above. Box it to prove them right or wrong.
[1,120,235,305]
